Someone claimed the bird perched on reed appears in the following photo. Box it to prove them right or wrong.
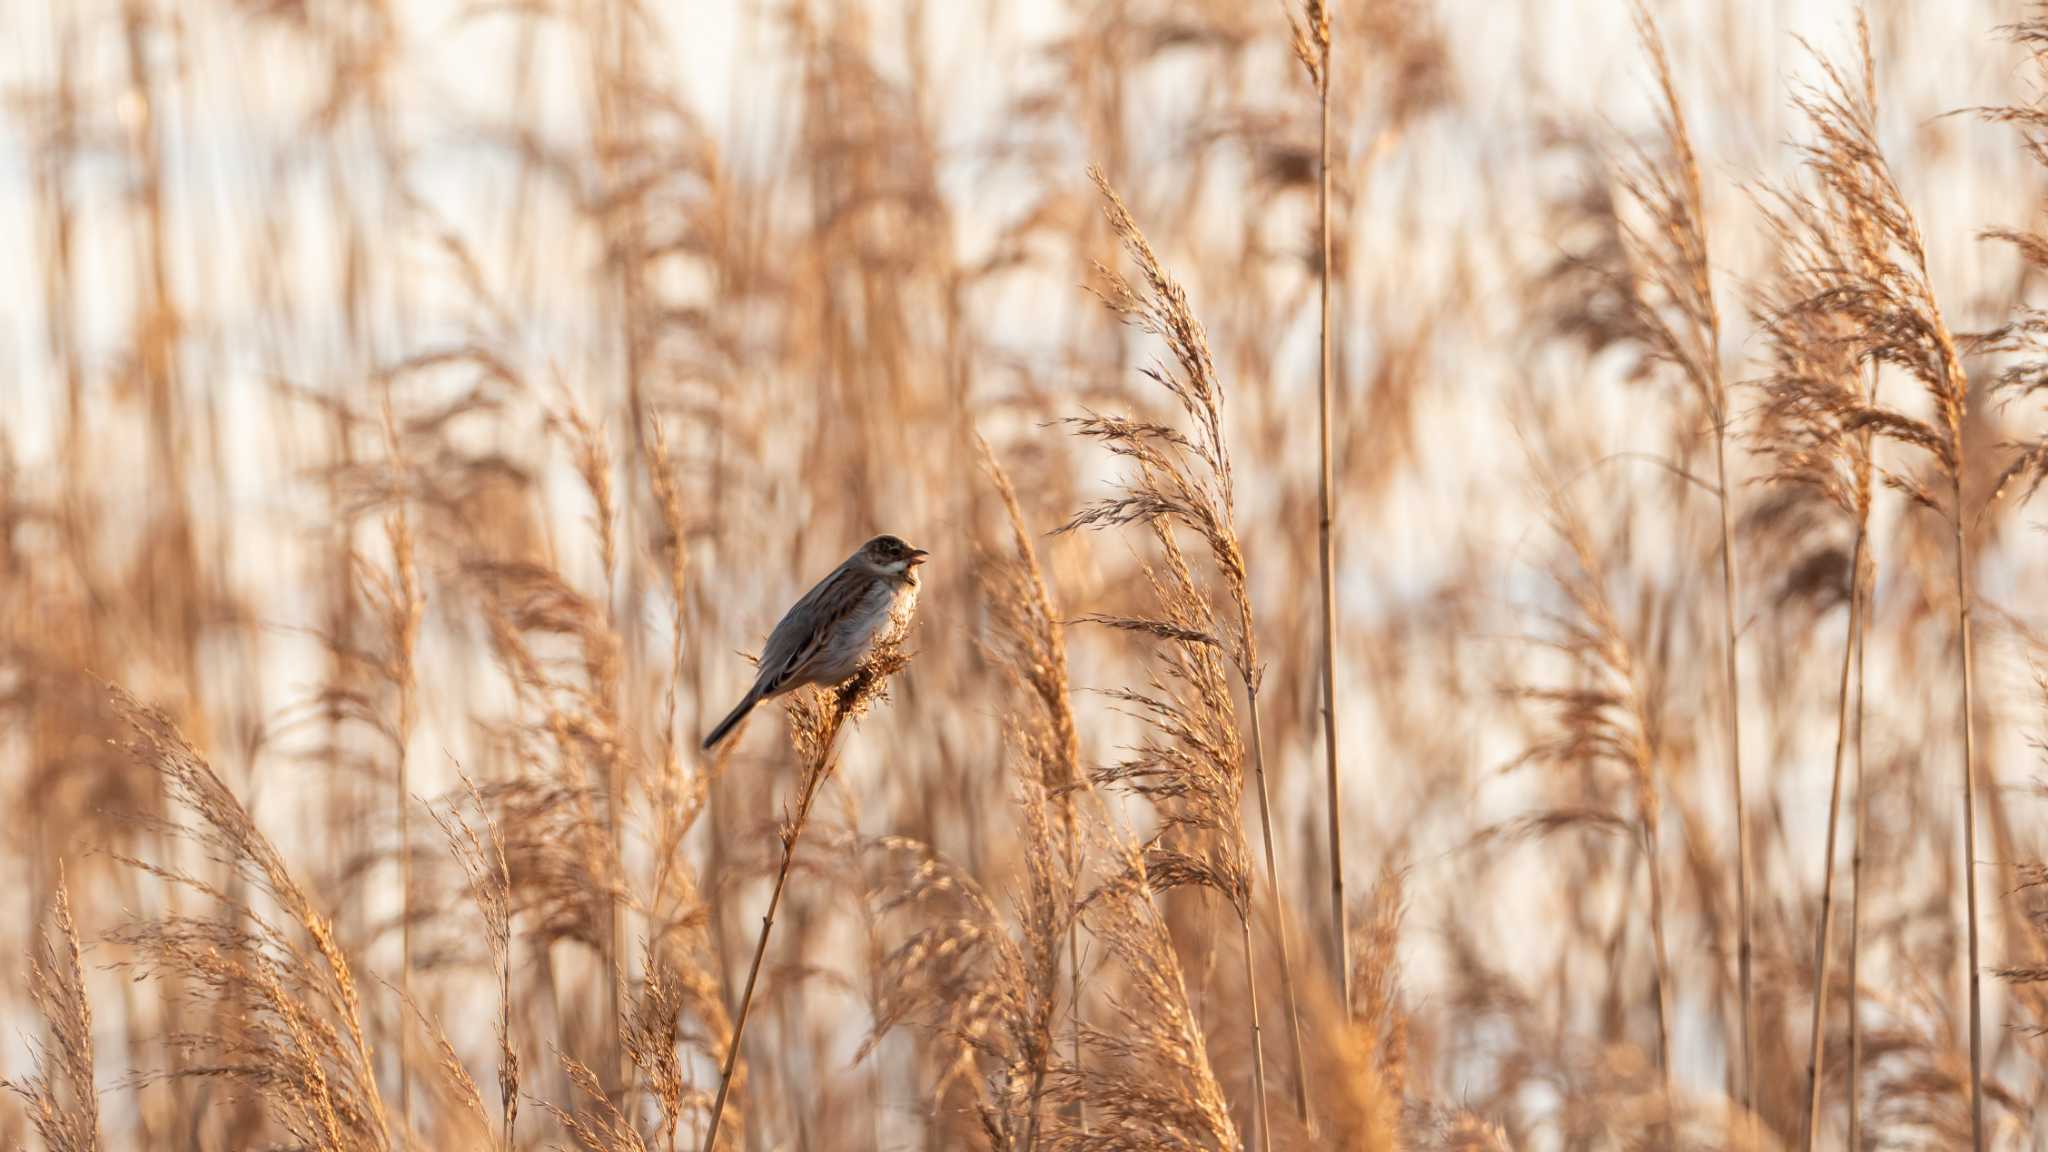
[702,534,929,749]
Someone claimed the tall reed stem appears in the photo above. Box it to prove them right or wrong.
[1712,421,1754,1122]
[1802,530,1864,1149]
[1313,13,1351,1020]
[701,766,820,1152]
[1847,557,1868,1151]
[701,658,899,1152]
[1644,810,1674,1114]
[1240,905,1273,1152]
[702,813,800,1152]
[1242,659,1309,1127]
[383,414,422,1139]
[1952,465,1983,1152]
[1066,806,1085,1135]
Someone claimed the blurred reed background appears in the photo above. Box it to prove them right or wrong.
[4,0,2048,1148]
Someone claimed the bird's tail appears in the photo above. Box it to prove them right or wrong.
[702,692,758,750]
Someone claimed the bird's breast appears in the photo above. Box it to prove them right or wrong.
[884,579,920,639]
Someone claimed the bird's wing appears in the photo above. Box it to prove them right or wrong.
[752,559,859,696]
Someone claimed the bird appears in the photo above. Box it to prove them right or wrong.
[701,533,929,750]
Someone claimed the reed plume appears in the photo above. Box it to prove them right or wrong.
[1507,467,1677,1114]
[1781,30,1987,1146]
[3,875,100,1152]
[1750,55,1882,1138]
[109,688,394,1152]
[1614,6,1754,1116]
[1062,165,1320,1144]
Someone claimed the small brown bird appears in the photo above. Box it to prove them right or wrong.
[702,533,929,749]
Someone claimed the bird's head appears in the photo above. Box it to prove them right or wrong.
[858,533,930,577]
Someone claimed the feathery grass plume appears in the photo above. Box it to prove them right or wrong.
[548,390,630,1087]
[460,556,630,955]
[1609,5,1754,1118]
[1081,512,1280,1148]
[1299,865,1403,1152]
[538,1052,649,1152]
[853,442,1101,1148]
[1349,865,1408,1105]
[622,923,733,1152]
[1784,28,1989,1146]
[859,816,1067,1149]
[1979,12,2048,512]
[428,772,518,1148]
[976,438,1088,1139]
[624,707,734,1151]
[107,688,393,1152]
[1043,832,1240,1151]
[1405,1105,1513,1152]
[1536,6,1752,1113]
[1506,471,1676,1118]
[3,874,100,1152]
[1068,165,1308,1142]
[1286,0,1354,1021]
[630,416,738,1152]
[699,641,913,1152]
[1750,85,1882,1143]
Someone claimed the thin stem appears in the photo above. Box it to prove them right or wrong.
[700,824,797,1152]
[1953,469,1984,1152]
[1243,687,1309,1126]
[385,464,421,1143]
[1803,529,1864,1150]
[1066,804,1085,1137]
[701,674,880,1152]
[1644,808,1675,1123]
[1314,23,1351,1020]
[1024,800,1080,1152]
[1240,905,1273,1152]
[1713,414,1755,1121]
[501,934,516,1151]
[1847,542,1868,1152]
[397,737,413,1138]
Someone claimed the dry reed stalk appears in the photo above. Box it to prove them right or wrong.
[1611,7,1753,1118]
[1542,6,1747,1118]
[1070,166,1309,1138]
[976,438,1090,1145]
[632,416,736,1152]
[1846,554,1870,1151]
[429,773,518,1148]
[1783,28,1984,1142]
[1289,0,1352,1023]
[3,873,100,1152]
[699,644,912,1152]
[1042,824,1239,1150]
[1799,544,1861,1147]
[110,688,394,1151]
[555,395,627,1090]
[1507,468,1675,1110]
[373,404,423,1137]
[1751,145,1881,1146]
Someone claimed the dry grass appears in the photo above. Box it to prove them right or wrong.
[12,2,2048,1151]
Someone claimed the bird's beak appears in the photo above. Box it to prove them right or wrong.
[907,548,931,567]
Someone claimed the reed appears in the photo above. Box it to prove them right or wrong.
[1289,0,1353,1023]
[699,645,912,1152]
[10,3,2048,1149]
